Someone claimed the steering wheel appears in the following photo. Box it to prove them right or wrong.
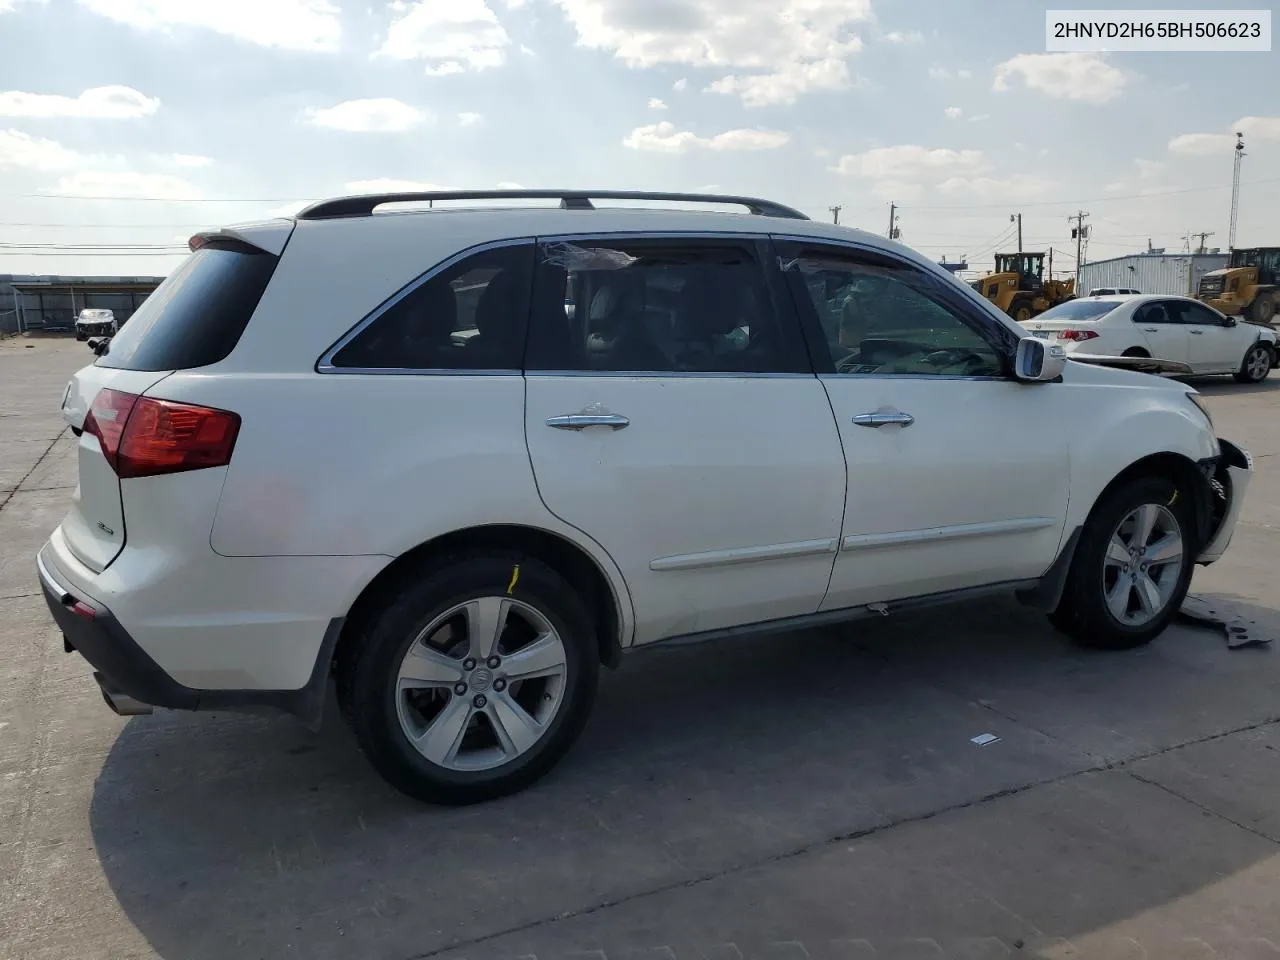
[923,347,989,369]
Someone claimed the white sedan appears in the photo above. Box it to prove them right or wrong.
[1023,294,1278,382]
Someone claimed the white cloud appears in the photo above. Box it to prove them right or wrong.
[707,58,856,107]
[552,0,871,104]
[344,178,448,193]
[958,68,972,79]
[622,121,789,153]
[0,0,46,11]
[0,85,159,119]
[153,152,214,167]
[936,174,1054,201]
[378,0,510,74]
[993,52,1126,104]
[673,77,687,92]
[968,113,990,123]
[867,179,922,202]
[0,128,84,170]
[51,170,201,199]
[304,98,426,132]
[927,65,950,80]
[1238,115,1280,140]
[496,181,523,189]
[647,97,667,110]
[813,146,831,158]
[944,106,962,120]
[1134,158,1164,179]
[458,111,484,125]
[75,0,341,51]
[832,144,986,180]
[1168,132,1234,155]
[881,29,922,44]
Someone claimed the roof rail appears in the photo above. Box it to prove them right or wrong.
[294,189,810,222]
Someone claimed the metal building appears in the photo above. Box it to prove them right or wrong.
[0,274,163,337]
[1077,253,1228,298]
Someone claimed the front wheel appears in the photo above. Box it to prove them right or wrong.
[1249,295,1276,325]
[1009,297,1034,324]
[339,553,600,805]
[1049,477,1194,650]
[1235,343,1273,383]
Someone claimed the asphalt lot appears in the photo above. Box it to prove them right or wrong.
[3,334,1280,960]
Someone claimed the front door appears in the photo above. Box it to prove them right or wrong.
[1172,299,1242,373]
[773,239,1071,610]
[522,235,847,645]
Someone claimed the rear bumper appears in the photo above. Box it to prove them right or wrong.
[1197,438,1251,565]
[36,544,342,729]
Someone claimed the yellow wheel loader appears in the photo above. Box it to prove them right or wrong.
[1196,247,1280,325]
[970,252,1077,323]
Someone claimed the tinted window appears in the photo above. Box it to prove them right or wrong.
[97,240,279,371]
[526,239,807,374]
[1135,302,1182,324]
[1168,300,1227,326]
[331,244,533,370]
[1038,300,1121,321]
[783,252,1006,377]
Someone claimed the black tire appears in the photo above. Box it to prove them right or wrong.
[1049,476,1194,650]
[339,552,600,805]
[1248,295,1276,325]
[1235,342,1273,383]
[1009,296,1034,324]
[75,332,87,341]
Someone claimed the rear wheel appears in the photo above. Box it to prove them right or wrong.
[339,553,599,805]
[1009,296,1034,324]
[1248,295,1276,325]
[1121,347,1150,358]
[1235,343,1272,383]
[1049,477,1194,650]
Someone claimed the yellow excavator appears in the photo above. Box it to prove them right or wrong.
[1196,247,1280,325]
[970,252,1077,323]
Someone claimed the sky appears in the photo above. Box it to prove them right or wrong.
[0,0,1277,278]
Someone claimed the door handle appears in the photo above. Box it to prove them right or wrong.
[546,413,630,431]
[1189,329,1204,335]
[852,411,915,428]
[1143,327,1158,332]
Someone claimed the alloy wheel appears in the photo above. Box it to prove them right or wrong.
[1100,503,1184,627]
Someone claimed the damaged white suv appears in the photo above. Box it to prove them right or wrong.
[39,190,1252,805]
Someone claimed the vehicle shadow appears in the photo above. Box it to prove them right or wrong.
[89,593,1280,960]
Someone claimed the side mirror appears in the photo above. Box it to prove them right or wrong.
[1014,336,1066,382]
[1224,316,1237,327]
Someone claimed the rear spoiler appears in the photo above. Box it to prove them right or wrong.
[188,218,295,256]
[1069,353,1193,375]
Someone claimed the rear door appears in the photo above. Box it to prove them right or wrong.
[1131,300,1189,364]
[58,227,286,572]
[522,234,847,645]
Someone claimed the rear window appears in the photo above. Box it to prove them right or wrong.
[96,240,279,371]
[1037,300,1120,322]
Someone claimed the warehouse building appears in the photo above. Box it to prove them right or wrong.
[0,274,163,337]
[1077,252,1228,298]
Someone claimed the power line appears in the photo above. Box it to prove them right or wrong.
[907,176,1280,211]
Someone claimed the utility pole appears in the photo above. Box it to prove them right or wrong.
[1229,131,1245,250]
[829,204,842,225]
[1193,231,1215,254]
[1048,247,1053,281]
[1070,210,1090,278]
[887,203,900,240]
[1010,212,1022,253]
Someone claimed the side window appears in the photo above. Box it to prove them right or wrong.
[329,244,533,370]
[525,238,809,374]
[1136,301,1179,325]
[1179,301,1228,326]
[782,251,1006,378]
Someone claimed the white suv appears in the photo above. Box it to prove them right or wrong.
[38,190,1252,805]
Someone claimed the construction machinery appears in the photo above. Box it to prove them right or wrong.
[1196,247,1280,325]
[970,252,1076,323]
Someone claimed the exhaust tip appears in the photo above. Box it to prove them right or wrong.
[93,672,154,717]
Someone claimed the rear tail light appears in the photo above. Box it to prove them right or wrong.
[83,388,240,479]
[1057,329,1099,342]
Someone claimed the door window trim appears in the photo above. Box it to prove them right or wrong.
[315,237,534,375]
[525,230,817,379]
[768,236,1020,382]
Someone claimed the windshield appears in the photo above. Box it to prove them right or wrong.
[1036,299,1120,321]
